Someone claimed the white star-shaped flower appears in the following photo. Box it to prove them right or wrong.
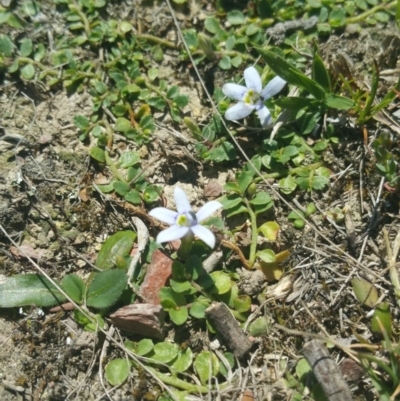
[222,66,286,127]
[149,187,223,249]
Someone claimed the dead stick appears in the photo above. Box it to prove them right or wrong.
[205,302,253,358]
[302,340,353,401]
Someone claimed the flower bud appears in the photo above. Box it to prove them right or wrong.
[198,33,216,60]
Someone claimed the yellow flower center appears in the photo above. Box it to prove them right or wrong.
[176,211,197,227]
[243,89,260,105]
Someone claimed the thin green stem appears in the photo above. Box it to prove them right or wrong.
[146,367,209,393]
[177,232,194,260]
[358,62,379,124]
[136,34,178,49]
[253,162,323,183]
[144,79,171,105]
[243,197,258,268]
[346,0,396,24]
[70,0,91,37]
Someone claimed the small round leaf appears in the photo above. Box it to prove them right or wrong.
[105,359,130,386]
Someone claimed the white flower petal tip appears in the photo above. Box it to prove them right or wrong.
[174,186,192,214]
[148,207,178,225]
[257,105,272,128]
[196,200,223,223]
[261,76,286,100]
[224,102,254,121]
[191,225,216,249]
[222,83,247,101]
[244,66,262,93]
[156,225,189,244]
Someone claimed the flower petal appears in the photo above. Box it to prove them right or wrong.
[224,102,254,121]
[156,225,189,244]
[174,186,192,214]
[256,105,272,128]
[191,225,216,249]
[196,200,223,223]
[244,66,262,93]
[222,83,247,101]
[261,76,286,100]
[149,207,178,225]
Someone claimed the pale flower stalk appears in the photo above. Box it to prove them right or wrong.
[149,187,222,249]
[222,66,286,128]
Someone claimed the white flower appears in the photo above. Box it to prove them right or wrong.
[149,187,223,249]
[222,66,286,127]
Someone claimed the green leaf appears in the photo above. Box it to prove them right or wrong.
[256,48,326,100]
[218,55,231,70]
[225,203,248,218]
[6,13,25,29]
[224,182,241,194]
[137,338,154,355]
[89,147,105,163]
[159,287,186,310]
[312,52,330,92]
[169,307,188,325]
[21,64,35,80]
[274,97,317,109]
[96,230,137,270]
[233,295,251,313]
[296,358,311,380]
[85,314,105,332]
[171,348,193,372]
[194,351,219,384]
[113,181,130,196]
[246,23,260,36]
[210,271,231,294]
[61,274,85,303]
[248,316,269,337]
[231,56,242,68]
[250,191,272,206]
[0,34,14,56]
[311,176,329,190]
[204,142,236,162]
[351,277,379,308]
[105,359,130,386]
[20,38,33,57]
[325,94,355,110]
[115,117,131,133]
[256,249,276,263]
[74,115,90,129]
[119,151,140,168]
[151,45,163,62]
[190,301,208,319]
[219,194,243,210]
[143,185,160,203]
[288,210,305,220]
[258,221,280,241]
[279,175,297,194]
[329,8,346,27]
[227,10,245,25]
[151,342,179,363]
[86,269,127,308]
[0,274,66,307]
[219,352,235,377]
[314,140,328,152]
[183,29,198,49]
[218,283,239,309]
[169,279,192,294]
[371,302,392,337]
[125,190,141,205]
[237,170,254,195]
[204,17,221,34]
